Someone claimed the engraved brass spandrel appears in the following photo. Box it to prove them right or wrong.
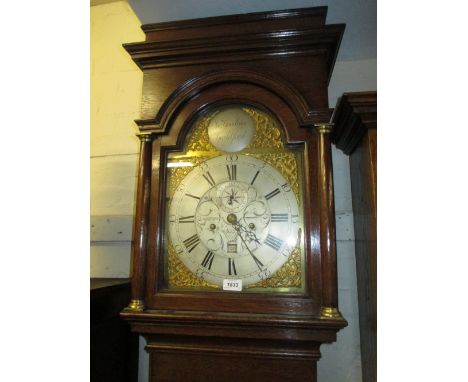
[186,114,217,153]
[247,246,302,289]
[167,242,219,289]
[249,152,299,203]
[244,107,284,150]
[167,157,205,198]
[167,112,218,198]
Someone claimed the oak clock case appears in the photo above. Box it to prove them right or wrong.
[121,7,347,382]
[164,105,306,292]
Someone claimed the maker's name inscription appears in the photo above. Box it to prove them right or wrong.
[208,108,255,152]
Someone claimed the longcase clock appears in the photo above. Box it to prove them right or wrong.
[121,7,347,382]
[331,91,377,382]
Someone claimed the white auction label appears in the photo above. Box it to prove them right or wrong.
[223,279,243,291]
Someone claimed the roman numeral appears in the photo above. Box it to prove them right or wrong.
[265,234,283,251]
[265,188,280,200]
[183,234,200,253]
[228,258,237,276]
[178,215,194,223]
[202,171,216,186]
[250,170,260,185]
[226,164,237,181]
[185,193,200,200]
[201,251,215,270]
[271,213,289,222]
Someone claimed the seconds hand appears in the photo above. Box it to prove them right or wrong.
[227,213,264,270]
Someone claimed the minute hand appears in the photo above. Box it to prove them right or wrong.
[232,223,264,270]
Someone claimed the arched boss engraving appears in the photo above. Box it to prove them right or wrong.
[207,107,255,152]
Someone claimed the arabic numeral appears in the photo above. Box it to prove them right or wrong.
[258,269,271,280]
[226,155,238,162]
[195,268,205,279]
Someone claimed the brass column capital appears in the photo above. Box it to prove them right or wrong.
[314,123,334,134]
[137,132,153,142]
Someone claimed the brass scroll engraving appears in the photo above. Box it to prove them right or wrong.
[243,108,299,201]
[168,243,220,289]
[247,246,302,289]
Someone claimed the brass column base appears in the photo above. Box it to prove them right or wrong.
[320,307,343,319]
[126,299,145,312]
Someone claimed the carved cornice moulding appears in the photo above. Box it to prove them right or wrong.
[123,7,344,83]
[140,7,329,35]
[331,91,377,155]
[134,69,332,135]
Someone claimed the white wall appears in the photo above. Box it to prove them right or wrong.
[90,3,376,381]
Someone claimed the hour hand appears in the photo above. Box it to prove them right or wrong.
[237,222,260,245]
[227,215,264,271]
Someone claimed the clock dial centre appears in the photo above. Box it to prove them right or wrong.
[226,213,237,224]
[194,178,270,259]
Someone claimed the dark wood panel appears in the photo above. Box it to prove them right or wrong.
[144,334,320,382]
[123,310,344,344]
[136,56,331,123]
[331,92,377,155]
[91,279,138,382]
[349,131,377,382]
[150,351,317,382]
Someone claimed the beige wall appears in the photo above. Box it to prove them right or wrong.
[90,0,144,277]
